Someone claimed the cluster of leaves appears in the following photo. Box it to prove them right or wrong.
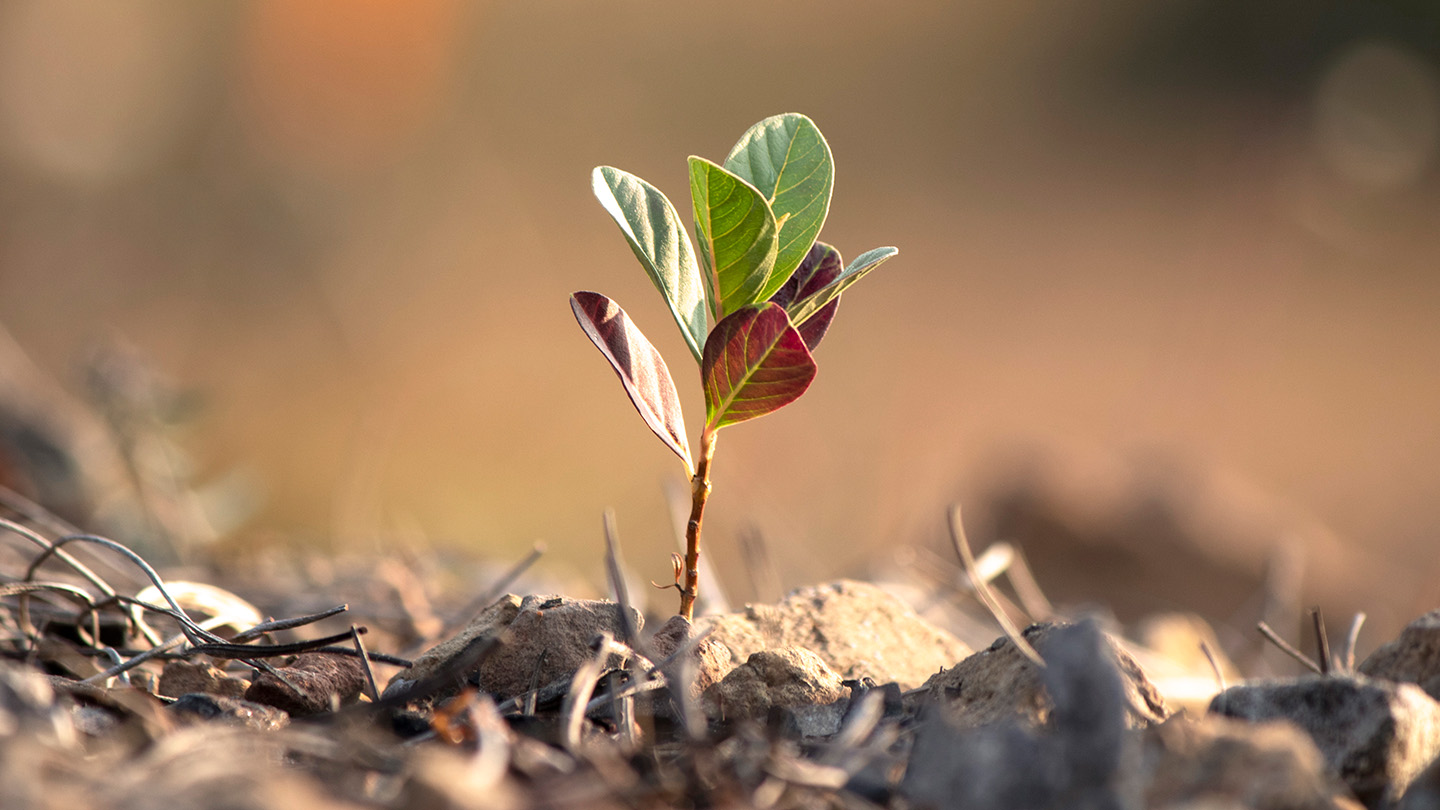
[571,113,897,473]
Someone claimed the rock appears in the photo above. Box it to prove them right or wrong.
[1210,674,1440,808]
[700,579,970,690]
[901,621,1140,810]
[169,693,289,731]
[1359,609,1440,702]
[245,653,366,716]
[908,621,1169,730]
[703,647,845,723]
[1142,713,1350,810]
[157,660,248,700]
[384,594,642,704]
[648,614,730,695]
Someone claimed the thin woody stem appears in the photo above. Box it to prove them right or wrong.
[678,428,717,621]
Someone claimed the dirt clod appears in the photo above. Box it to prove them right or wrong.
[908,620,1169,730]
[703,646,845,723]
[701,579,971,690]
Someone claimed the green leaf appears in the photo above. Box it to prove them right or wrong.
[688,157,778,318]
[592,166,707,362]
[788,246,898,327]
[702,302,817,431]
[723,113,834,300]
[570,291,693,474]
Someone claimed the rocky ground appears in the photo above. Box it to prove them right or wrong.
[4,513,1440,810]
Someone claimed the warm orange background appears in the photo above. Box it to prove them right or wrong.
[1,2,1437,637]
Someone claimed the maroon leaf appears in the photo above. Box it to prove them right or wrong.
[770,241,841,350]
[702,302,818,430]
[571,291,693,473]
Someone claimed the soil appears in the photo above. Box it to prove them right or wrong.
[4,519,1439,810]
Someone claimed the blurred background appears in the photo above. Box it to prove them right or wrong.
[1,1,1438,645]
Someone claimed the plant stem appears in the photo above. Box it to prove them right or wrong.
[678,427,717,621]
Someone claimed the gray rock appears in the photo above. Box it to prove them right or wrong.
[907,621,1168,730]
[703,646,845,723]
[700,579,970,690]
[1142,713,1351,810]
[1360,609,1440,702]
[1210,674,1440,808]
[384,594,642,703]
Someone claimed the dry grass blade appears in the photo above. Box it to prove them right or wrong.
[230,604,350,642]
[25,533,215,645]
[1004,544,1054,621]
[352,623,380,701]
[1256,620,1323,675]
[1344,612,1366,673]
[1199,640,1227,692]
[947,504,1043,667]
[0,580,98,636]
[1310,607,1332,675]
[1,516,160,646]
[562,631,613,751]
[602,509,641,649]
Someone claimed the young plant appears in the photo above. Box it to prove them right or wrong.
[570,113,897,621]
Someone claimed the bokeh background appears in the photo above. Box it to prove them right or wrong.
[2,1,1438,642]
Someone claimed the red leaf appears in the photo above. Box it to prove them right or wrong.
[702,302,817,430]
[769,241,842,350]
[571,292,692,473]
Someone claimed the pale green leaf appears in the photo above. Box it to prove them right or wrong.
[593,166,707,361]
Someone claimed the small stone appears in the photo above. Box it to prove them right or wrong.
[701,579,970,690]
[1359,609,1440,702]
[244,653,366,717]
[908,621,1169,730]
[169,693,289,731]
[703,646,845,723]
[1210,674,1440,808]
[157,660,248,700]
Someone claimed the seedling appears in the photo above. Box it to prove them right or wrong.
[570,113,897,620]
